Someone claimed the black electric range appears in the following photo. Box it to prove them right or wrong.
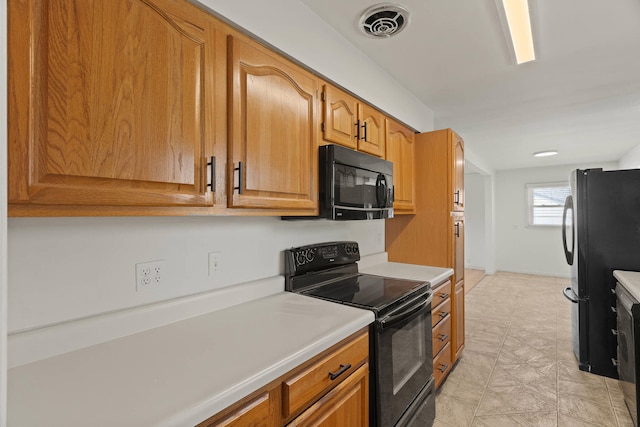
[284,241,436,427]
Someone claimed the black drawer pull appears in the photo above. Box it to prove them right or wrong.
[437,363,449,373]
[438,334,449,342]
[439,312,448,319]
[329,363,352,381]
[439,293,450,299]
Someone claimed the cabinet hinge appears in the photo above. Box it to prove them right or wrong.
[207,156,216,192]
[321,123,325,132]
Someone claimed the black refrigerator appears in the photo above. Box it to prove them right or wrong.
[562,168,640,379]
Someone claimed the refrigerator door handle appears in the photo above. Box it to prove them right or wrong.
[562,195,575,265]
[563,286,587,303]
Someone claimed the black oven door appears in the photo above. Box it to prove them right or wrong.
[332,163,394,220]
[373,292,434,427]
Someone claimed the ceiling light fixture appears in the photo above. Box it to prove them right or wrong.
[534,150,558,157]
[501,0,536,64]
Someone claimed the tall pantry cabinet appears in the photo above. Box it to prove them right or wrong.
[386,128,465,385]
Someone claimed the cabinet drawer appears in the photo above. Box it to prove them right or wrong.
[432,314,451,356]
[433,342,452,388]
[287,363,369,426]
[283,331,368,418]
[432,280,452,309]
[432,297,451,328]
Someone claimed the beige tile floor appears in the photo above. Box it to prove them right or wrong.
[434,272,635,427]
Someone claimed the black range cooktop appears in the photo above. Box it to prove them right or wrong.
[284,241,430,316]
[300,273,429,314]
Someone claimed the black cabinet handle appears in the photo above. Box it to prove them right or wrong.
[355,120,361,140]
[612,329,619,336]
[207,156,216,192]
[437,363,449,373]
[439,311,448,319]
[329,363,352,380]
[438,334,449,342]
[439,293,449,299]
[454,190,460,205]
[612,358,620,367]
[234,162,243,194]
[454,223,460,237]
[362,122,368,141]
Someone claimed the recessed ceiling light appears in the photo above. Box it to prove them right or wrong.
[533,150,558,157]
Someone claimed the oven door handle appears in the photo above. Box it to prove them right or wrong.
[379,294,433,330]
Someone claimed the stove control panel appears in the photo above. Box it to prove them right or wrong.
[284,241,360,276]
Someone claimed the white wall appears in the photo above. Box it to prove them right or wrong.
[619,143,640,169]
[464,173,486,269]
[5,0,436,334]
[495,162,617,277]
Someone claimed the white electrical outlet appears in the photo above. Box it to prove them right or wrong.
[208,252,222,276]
[136,260,166,291]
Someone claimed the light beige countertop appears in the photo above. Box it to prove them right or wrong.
[360,260,453,287]
[614,270,640,301]
[8,292,374,427]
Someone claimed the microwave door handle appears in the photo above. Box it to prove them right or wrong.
[562,195,574,265]
[376,174,387,207]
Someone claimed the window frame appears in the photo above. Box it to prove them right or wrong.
[525,181,571,228]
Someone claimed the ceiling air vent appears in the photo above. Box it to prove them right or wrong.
[358,3,410,38]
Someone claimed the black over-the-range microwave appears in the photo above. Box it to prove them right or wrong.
[285,144,394,221]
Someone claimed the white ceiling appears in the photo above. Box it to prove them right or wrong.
[299,0,640,171]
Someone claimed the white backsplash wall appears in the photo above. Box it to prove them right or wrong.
[7,217,384,333]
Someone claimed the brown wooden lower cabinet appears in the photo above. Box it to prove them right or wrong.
[453,280,465,360]
[198,329,369,427]
[431,279,453,388]
[287,364,369,427]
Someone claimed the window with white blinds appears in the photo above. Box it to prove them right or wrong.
[526,182,571,226]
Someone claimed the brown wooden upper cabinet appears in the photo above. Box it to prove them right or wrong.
[8,0,218,210]
[227,35,318,212]
[453,132,465,211]
[385,119,416,214]
[321,85,385,158]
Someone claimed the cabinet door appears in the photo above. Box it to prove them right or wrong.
[197,386,281,427]
[322,85,358,149]
[453,216,465,284]
[454,281,465,361]
[199,392,271,427]
[9,0,216,208]
[228,35,318,211]
[357,104,385,158]
[385,119,415,214]
[288,364,369,427]
[452,132,465,211]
